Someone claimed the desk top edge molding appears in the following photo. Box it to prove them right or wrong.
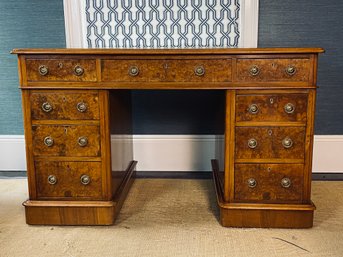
[11,47,325,55]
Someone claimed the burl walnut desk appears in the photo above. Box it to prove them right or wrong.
[12,48,324,228]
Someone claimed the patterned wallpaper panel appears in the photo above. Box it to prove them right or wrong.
[85,0,241,48]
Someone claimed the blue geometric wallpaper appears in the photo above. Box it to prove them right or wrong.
[85,0,241,48]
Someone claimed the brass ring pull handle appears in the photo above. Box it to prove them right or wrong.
[128,66,139,76]
[247,178,257,188]
[76,102,87,113]
[284,103,295,114]
[78,136,88,147]
[74,65,84,76]
[285,65,296,76]
[42,102,53,113]
[281,178,291,188]
[282,137,293,148]
[194,66,205,76]
[47,175,57,185]
[248,138,258,149]
[38,65,49,76]
[249,65,260,76]
[80,175,91,185]
[248,104,259,114]
[44,136,54,147]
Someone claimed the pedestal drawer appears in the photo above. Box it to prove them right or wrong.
[236,58,311,82]
[236,93,308,122]
[32,125,100,157]
[35,161,102,199]
[30,91,99,120]
[235,126,305,160]
[26,59,97,82]
[234,163,303,203]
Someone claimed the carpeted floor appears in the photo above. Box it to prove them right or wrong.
[0,178,342,257]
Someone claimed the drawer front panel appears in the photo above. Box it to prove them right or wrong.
[30,92,99,120]
[165,59,232,82]
[236,58,310,82]
[26,59,97,82]
[234,164,303,203]
[101,59,232,82]
[236,94,308,122]
[235,127,305,160]
[32,125,100,157]
[35,161,102,199]
[102,60,165,82]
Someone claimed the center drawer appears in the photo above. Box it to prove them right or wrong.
[35,161,102,199]
[234,163,304,203]
[32,125,100,157]
[235,126,305,160]
[101,59,232,82]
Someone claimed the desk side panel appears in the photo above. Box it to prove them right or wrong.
[109,90,134,197]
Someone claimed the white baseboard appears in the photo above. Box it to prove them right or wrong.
[131,135,221,172]
[0,136,26,171]
[1,135,342,173]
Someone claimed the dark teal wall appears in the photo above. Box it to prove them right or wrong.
[258,0,343,134]
[0,0,65,134]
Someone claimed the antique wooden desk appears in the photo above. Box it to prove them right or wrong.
[12,48,324,228]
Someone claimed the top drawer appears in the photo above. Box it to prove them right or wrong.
[26,59,97,82]
[101,59,232,82]
[30,91,99,120]
[236,58,311,82]
[236,93,308,123]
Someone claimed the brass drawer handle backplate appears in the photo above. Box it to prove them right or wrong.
[194,66,205,76]
[47,175,57,185]
[128,66,139,76]
[78,136,88,147]
[44,136,54,147]
[80,175,91,185]
[41,102,53,113]
[249,65,260,76]
[248,138,258,149]
[248,104,259,114]
[247,178,257,188]
[282,137,293,148]
[281,177,291,188]
[284,103,295,114]
[38,65,49,76]
[74,65,84,76]
[76,102,87,113]
[286,65,296,76]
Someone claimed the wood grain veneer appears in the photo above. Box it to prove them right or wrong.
[235,126,306,160]
[234,163,304,203]
[26,59,97,82]
[30,91,100,120]
[236,93,308,122]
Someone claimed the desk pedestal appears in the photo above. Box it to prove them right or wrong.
[23,161,136,225]
[212,160,315,228]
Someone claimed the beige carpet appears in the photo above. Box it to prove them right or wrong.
[0,178,343,257]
